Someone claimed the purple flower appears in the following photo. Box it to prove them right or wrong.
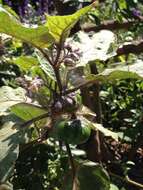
[132,8,142,17]
[28,77,44,92]
[37,0,44,16]
[4,0,12,6]
[18,6,24,18]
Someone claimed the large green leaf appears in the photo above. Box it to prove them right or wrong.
[45,3,95,43]
[77,161,110,190]
[35,51,58,92]
[0,120,19,182]
[0,115,29,182]
[87,60,143,83]
[0,86,26,116]
[36,51,56,82]
[12,56,39,72]
[68,61,143,91]
[0,6,54,48]
[63,161,110,190]
[10,103,48,121]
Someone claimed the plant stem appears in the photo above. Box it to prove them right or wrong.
[65,143,76,179]
[39,46,63,94]
[53,67,63,93]
[54,43,62,66]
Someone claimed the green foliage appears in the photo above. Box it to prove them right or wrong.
[0,1,143,190]
[101,79,143,141]
[11,143,66,190]
[0,3,94,48]
[0,7,54,48]
[0,118,19,183]
[11,103,47,121]
[0,86,26,115]
[87,67,143,83]
[77,161,110,190]
[0,114,31,183]
[0,86,30,182]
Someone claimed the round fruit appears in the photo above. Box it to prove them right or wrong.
[52,119,91,145]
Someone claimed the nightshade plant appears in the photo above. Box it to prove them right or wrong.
[1,1,143,190]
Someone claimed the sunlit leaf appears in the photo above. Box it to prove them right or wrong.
[0,115,29,182]
[0,6,54,48]
[87,60,143,83]
[45,3,95,43]
[35,51,58,92]
[10,103,47,121]
[0,86,26,116]
[36,51,56,81]
[0,121,19,182]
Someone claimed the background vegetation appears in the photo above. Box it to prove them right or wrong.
[0,0,143,190]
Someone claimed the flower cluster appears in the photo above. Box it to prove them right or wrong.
[3,0,52,18]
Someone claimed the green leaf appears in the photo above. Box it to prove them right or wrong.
[87,61,143,83]
[45,3,94,43]
[0,115,29,182]
[10,103,47,121]
[0,121,19,182]
[36,51,56,82]
[0,7,54,48]
[77,161,110,190]
[12,56,39,72]
[35,51,58,92]
[0,86,26,116]
[63,160,110,190]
